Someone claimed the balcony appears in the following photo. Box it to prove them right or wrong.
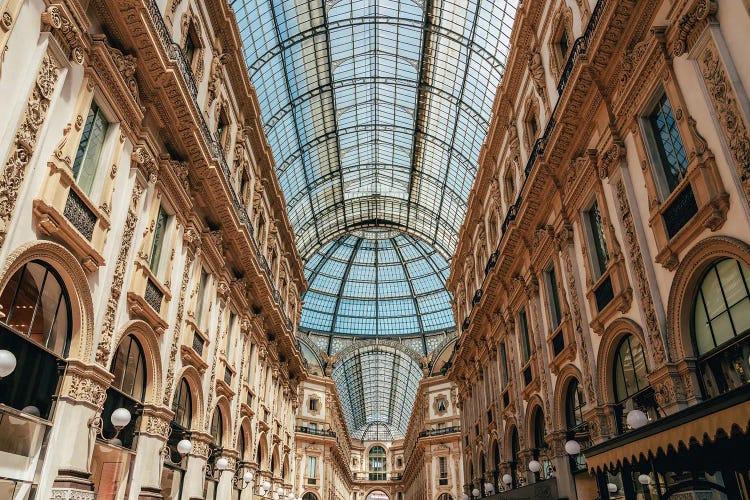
[294,426,336,438]
[418,426,461,438]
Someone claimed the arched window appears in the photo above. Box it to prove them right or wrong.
[509,427,520,488]
[532,407,545,450]
[613,334,654,432]
[613,335,649,402]
[437,495,453,500]
[111,335,146,401]
[564,378,587,471]
[302,494,318,500]
[99,335,147,449]
[565,379,585,430]
[172,378,192,430]
[531,408,552,480]
[0,260,72,419]
[0,260,72,356]
[693,259,750,398]
[210,408,223,446]
[368,446,387,481]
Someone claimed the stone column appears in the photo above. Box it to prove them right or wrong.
[547,430,576,500]
[41,361,113,500]
[216,454,238,499]
[131,404,174,500]
[183,432,211,499]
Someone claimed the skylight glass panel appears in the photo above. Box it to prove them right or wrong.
[229,0,518,257]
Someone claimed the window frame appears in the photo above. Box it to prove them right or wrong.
[149,204,172,279]
[583,198,610,279]
[71,99,113,197]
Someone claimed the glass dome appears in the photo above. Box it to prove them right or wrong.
[300,230,454,337]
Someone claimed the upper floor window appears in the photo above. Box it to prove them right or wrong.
[216,108,230,149]
[545,266,562,329]
[368,446,387,480]
[73,100,109,196]
[499,341,509,388]
[0,260,71,357]
[584,200,609,279]
[438,456,448,480]
[309,397,318,412]
[558,27,571,60]
[195,268,209,329]
[149,205,170,278]
[307,456,317,478]
[226,312,236,355]
[518,308,532,364]
[182,23,199,68]
[647,93,688,197]
[693,259,750,398]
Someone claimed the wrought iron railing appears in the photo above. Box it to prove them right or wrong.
[418,426,461,438]
[143,0,293,330]
[295,426,337,438]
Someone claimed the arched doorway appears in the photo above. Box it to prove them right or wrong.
[366,490,389,500]
[302,493,319,500]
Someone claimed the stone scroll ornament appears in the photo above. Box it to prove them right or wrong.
[0,54,59,249]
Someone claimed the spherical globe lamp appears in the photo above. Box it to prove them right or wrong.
[471,488,480,497]
[564,439,581,455]
[216,457,229,470]
[0,350,17,378]
[627,409,648,429]
[110,408,132,429]
[21,405,40,417]
[461,493,470,500]
[528,460,541,473]
[176,439,192,455]
[607,483,618,493]
[243,471,254,483]
[638,474,651,485]
[262,481,272,492]
[502,474,513,485]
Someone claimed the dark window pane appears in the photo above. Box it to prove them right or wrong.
[586,201,609,278]
[649,94,688,194]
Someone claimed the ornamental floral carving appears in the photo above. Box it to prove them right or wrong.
[615,180,666,365]
[0,53,59,249]
[66,373,108,409]
[96,182,145,364]
[698,40,750,200]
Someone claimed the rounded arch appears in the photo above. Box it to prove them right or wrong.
[503,420,521,460]
[212,395,233,448]
[667,236,750,362]
[491,437,501,471]
[552,364,585,430]
[597,317,650,404]
[526,402,546,450]
[282,452,291,482]
[256,431,269,469]
[172,365,205,431]
[523,394,544,443]
[237,417,252,460]
[271,442,281,475]
[113,320,163,404]
[365,489,389,500]
[302,493,319,500]
[0,241,94,361]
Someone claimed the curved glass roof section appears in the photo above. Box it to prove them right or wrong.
[331,344,422,440]
[230,0,518,259]
[300,230,454,336]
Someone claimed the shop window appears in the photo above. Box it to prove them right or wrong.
[72,100,110,196]
[693,259,750,398]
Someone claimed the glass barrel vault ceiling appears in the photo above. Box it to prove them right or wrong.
[230,0,518,260]
[301,229,454,336]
